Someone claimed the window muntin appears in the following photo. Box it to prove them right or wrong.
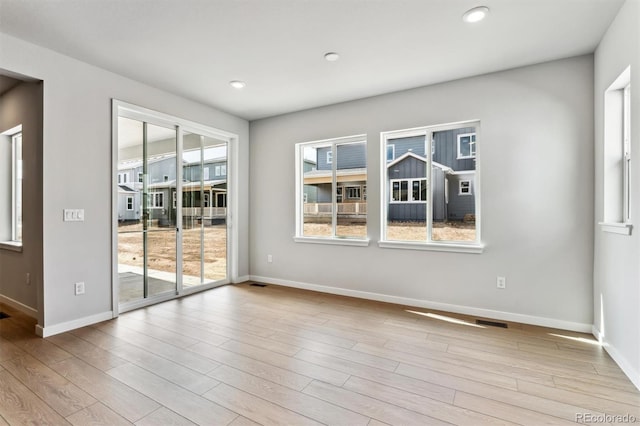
[296,135,367,241]
[457,133,476,159]
[126,196,134,211]
[383,122,480,245]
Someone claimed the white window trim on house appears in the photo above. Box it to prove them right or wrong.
[600,66,632,235]
[149,192,164,209]
[345,185,361,200]
[457,133,476,159]
[126,196,134,211]
[459,180,472,195]
[380,121,483,253]
[390,178,427,203]
[386,144,395,162]
[203,168,210,180]
[295,134,369,246]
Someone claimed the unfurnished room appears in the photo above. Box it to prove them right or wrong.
[0,0,639,424]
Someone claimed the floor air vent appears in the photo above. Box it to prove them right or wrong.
[0,312,10,320]
[250,283,268,287]
[476,319,508,328]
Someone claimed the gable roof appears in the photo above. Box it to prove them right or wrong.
[387,152,452,173]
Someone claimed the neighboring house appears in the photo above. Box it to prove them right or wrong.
[387,127,476,222]
[117,153,227,226]
[303,143,367,221]
[117,184,141,222]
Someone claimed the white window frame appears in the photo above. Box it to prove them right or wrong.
[126,196,134,211]
[149,192,164,209]
[203,168,210,181]
[1,125,23,250]
[215,165,221,176]
[457,133,476,159]
[386,144,395,162]
[380,121,483,253]
[221,164,227,176]
[345,185,361,200]
[390,178,426,203]
[295,134,369,246]
[172,190,177,209]
[600,67,632,235]
[138,172,143,183]
[459,180,472,195]
[118,172,128,184]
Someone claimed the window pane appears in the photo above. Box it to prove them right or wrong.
[336,141,367,238]
[302,144,333,237]
[433,127,477,242]
[385,135,427,241]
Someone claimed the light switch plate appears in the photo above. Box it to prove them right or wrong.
[64,209,85,222]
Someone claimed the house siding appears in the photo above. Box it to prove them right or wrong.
[317,143,366,170]
[433,127,476,171]
[447,173,476,220]
[388,135,425,161]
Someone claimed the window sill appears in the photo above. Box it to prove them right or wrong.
[0,241,23,252]
[294,236,370,247]
[599,222,633,235]
[378,240,484,254]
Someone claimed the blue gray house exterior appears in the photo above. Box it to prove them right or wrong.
[117,153,227,226]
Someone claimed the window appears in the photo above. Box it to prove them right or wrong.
[138,172,143,183]
[221,164,226,176]
[390,179,426,202]
[126,196,134,211]
[203,168,210,180]
[346,186,361,200]
[1,125,23,248]
[215,165,222,176]
[459,180,471,195]
[163,175,169,182]
[204,193,210,207]
[602,66,632,234]
[149,192,164,209]
[386,144,395,162]
[172,190,177,208]
[296,135,368,244]
[118,172,128,184]
[382,122,481,251]
[457,133,476,159]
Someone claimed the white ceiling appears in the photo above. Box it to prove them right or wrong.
[0,0,624,121]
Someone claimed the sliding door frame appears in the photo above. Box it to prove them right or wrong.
[111,99,239,317]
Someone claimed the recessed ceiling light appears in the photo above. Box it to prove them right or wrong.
[462,6,489,23]
[229,80,246,89]
[324,52,340,62]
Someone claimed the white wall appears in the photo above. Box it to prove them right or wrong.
[0,33,250,333]
[593,0,640,390]
[0,81,43,316]
[250,55,595,331]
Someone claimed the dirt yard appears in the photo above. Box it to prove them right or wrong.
[117,222,227,281]
[304,221,476,241]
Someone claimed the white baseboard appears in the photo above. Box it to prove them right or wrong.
[235,275,251,283]
[592,325,640,391]
[35,311,114,338]
[0,294,38,318]
[250,275,592,333]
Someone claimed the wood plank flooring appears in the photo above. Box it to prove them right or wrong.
[1,283,639,425]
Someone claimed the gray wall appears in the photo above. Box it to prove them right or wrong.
[0,80,43,313]
[593,0,640,389]
[0,32,249,331]
[250,55,594,329]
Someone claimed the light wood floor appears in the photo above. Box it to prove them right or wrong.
[1,283,638,425]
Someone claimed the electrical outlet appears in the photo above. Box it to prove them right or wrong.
[75,281,85,295]
[267,254,273,263]
[496,276,506,289]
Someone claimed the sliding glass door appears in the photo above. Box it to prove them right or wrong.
[114,101,233,312]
